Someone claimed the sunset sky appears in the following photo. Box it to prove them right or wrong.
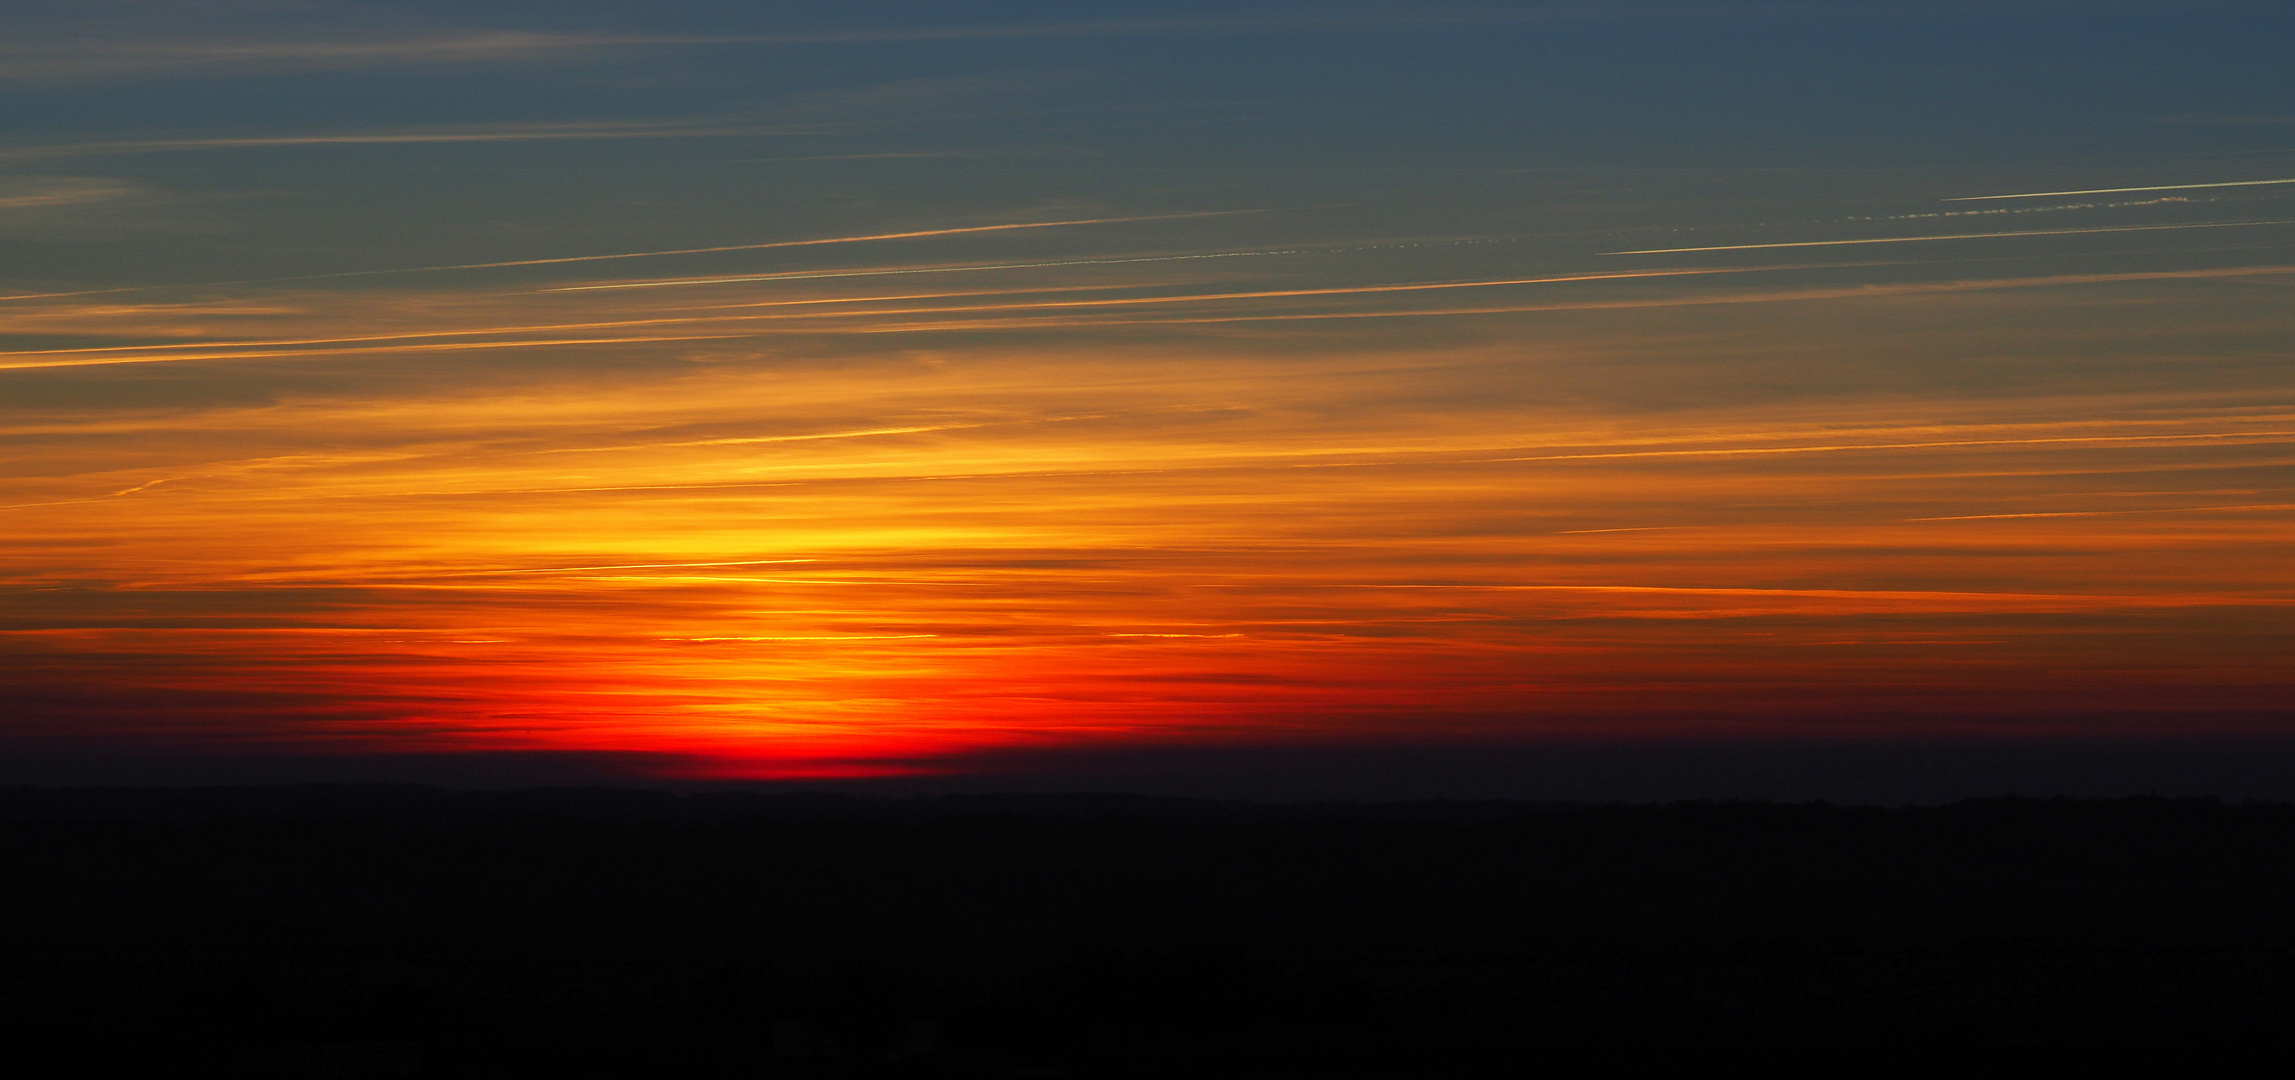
[5,2,2292,790]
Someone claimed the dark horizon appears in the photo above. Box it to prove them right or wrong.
[15,735,2295,804]
[6,782,2291,1076]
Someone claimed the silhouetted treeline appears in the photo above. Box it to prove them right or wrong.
[2,788,2290,1077]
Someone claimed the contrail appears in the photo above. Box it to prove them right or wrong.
[637,267,1772,319]
[1945,178,2295,201]
[533,423,1001,454]
[766,266,1802,329]
[550,233,1552,292]
[1346,583,2295,608]
[665,635,939,642]
[0,268,1779,366]
[0,123,801,162]
[1605,219,2295,254]
[1469,430,2295,465]
[828,265,2295,330]
[1352,584,2134,601]
[548,248,1317,291]
[868,267,1769,312]
[0,334,748,371]
[456,559,816,575]
[367,211,1254,272]
[1907,503,2295,522]
[0,287,1145,357]
[0,210,1261,302]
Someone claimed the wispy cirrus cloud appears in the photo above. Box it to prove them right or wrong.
[0,29,685,82]
[2153,114,2295,127]
[1940,178,2295,202]
[0,210,1278,302]
[1605,219,2295,254]
[0,176,141,211]
[0,2,2027,82]
[0,175,221,238]
[0,120,809,163]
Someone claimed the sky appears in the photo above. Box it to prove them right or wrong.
[4,1,2293,793]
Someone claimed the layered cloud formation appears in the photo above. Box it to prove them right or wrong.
[4,3,2291,779]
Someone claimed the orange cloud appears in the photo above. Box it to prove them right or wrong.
[4,250,2292,777]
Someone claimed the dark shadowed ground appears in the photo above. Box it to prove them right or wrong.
[3,785,2292,1077]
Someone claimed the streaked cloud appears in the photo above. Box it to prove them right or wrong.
[0,176,141,210]
[7,233,2292,763]
[0,211,1279,302]
[0,175,216,238]
[2153,114,2295,127]
[1944,178,2295,201]
[0,29,683,81]
[1605,220,2295,255]
[0,5,1817,82]
[6,3,2292,776]
[0,120,807,163]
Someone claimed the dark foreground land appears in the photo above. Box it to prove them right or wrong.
[4,788,2292,1077]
